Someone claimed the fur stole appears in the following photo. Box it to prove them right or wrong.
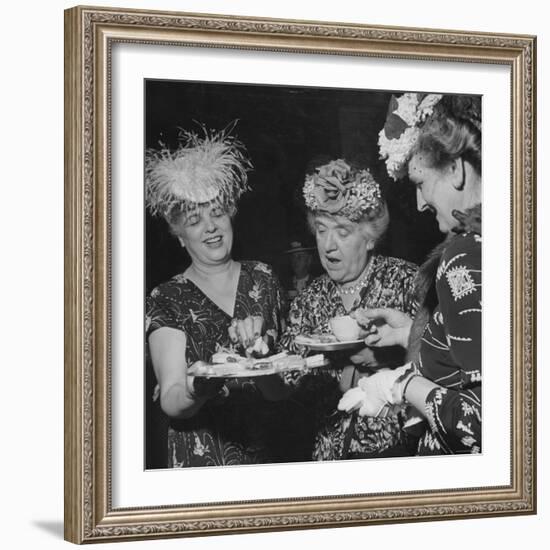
[406,204,482,363]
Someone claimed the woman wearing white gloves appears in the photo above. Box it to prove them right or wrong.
[280,158,418,460]
[339,93,482,455]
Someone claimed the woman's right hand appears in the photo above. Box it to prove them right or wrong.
[188,363,226,400]
[351,308,412,349]
[149,328,225,419]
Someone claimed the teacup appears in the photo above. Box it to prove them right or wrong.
[329,315,361,342]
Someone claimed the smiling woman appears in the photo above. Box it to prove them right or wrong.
[145,125,296,468]
[171,204,235,280]
[340,92,483,456]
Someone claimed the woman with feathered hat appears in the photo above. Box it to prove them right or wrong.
[145,126,292,467]
[339,93,482,455]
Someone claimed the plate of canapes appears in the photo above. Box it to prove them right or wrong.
[188,351,327,378]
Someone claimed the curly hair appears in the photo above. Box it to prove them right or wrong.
[413,95,481,175]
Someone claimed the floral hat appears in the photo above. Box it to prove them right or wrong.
[145,124,252,218]
[303,159,383,222]
[378,92,443,181]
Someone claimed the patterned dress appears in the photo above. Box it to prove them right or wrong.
[146,261,297,467]
[414,230,482,455]
[279,254,418,460]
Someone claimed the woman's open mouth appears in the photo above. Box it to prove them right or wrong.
[204,235,223,246]
[325,256,341,266]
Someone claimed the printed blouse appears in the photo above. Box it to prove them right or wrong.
[146,261,294,467]
[279,254,418,460]
[414,231,482,455]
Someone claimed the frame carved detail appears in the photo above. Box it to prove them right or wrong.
[64,6,536,543]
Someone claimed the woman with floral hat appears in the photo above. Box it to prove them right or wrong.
[145,126,294,468]
[339,93,482,455]
[279,158,418,461]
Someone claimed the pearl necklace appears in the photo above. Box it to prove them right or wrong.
[337,257,375,296]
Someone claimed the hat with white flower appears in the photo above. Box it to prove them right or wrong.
[145,123,252,218]
[378,92,443,181]
[302,159,383,222]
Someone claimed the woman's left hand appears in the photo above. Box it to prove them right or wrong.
[338,364,413,417]
[188,362,226,400]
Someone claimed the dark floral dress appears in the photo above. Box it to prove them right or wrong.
[146,260,297,467]
[414,231,482,455]
[279,254,418,460]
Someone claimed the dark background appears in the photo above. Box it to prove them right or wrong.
[144,79,444,468]
[145,79,444,292]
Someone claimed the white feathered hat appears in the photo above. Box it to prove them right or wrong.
[145,123,252,218]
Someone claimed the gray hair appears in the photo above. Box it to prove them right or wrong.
[413,98,481,175]
[306,201,390,250]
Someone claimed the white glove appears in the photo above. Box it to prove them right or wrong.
[337,386,368,414]
[338,363,414,417]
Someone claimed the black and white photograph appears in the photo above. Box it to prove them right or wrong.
[58,2,538,544]
[144,80,482,469]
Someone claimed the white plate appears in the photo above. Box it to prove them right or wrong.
[294,335,364,351]
[190,364,277,378]
[188,356,329,378]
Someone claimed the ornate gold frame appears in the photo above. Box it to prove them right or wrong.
[64,5,537,544]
